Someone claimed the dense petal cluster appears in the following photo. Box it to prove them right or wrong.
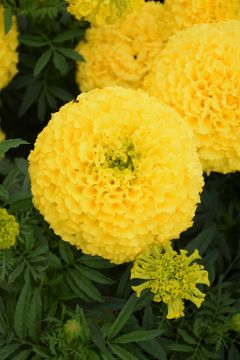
[28,86,203,264]
[66,0,144,26]
[0,208,19,249]
[131,243,210,319]
[144,20,240,174]
[165,0,240,30]
[76,2,174,92]
[0,5,19,91]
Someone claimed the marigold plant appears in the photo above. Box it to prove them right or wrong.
[0,208,19,249]
[66,0,144,26]
[0,5,19,91]
[28,86,203,264]
[144,20,240,174]
[131,243,210,319]
[76,1,174,92]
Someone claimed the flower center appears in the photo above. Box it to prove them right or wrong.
[104,141,138,172]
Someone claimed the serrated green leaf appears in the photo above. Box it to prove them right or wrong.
[78,255,114,269]
[32,345,49,357]
[78,307,91,343]
[113,329,163,344]
[76,265,114,285]
[49,86,73,102]
[139,340,166,360]
[167,344,194,352]
[108,294,138,340]
[14,278,31,339]
[18,82,42,117]
[20,35,48,47]
[109,344,139,360]
[9,262,25,283]
[185,224,216,255]
[178,329,197,345]
[0,185,9,201]
[53,51,69,75]
[33,49,52,76]
[68,269,103,302]
[101,352,116,360]
[59,241,74,264]
[0,139,29,157]
[57,47,84,61]
[64,273,92,302]
[53,29,84,43]
[12,349,32,360]
[28,288,42,342]
[0,344,20,360]
[3,8,12,34]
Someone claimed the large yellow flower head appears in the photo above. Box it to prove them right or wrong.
[165,0,240,30]
[28,86,203,264]
[131,243,210,319]
[0,5,19,91]
[0,208,19,250]
[144,20,240,174]
[66,0,144,26]
[76,2,174,92]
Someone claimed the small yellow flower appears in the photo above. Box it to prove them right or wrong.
[76,2,174,92]
[28,86,203,264]
[66,0,144,26]
[144,20,240,174]
[131,243,210,319]
[0,208,19,250]
[0,5,19,90]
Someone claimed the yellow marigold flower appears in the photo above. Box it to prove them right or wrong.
[76,2,174,92]
[0,208,19,250]
[0,129,5,142]
[165,0,240,30]
[144,20,240,174]
[0,5,19,91]
[28,86,203,264]
[131,243,210,319]
[66,0,144,26]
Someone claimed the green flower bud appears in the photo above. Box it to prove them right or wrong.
[63,319,82,339]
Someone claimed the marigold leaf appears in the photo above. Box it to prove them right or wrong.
[33,49,52,76]
[109,344,139,360]
[113,329,163,344]
[108,294,138,340]
[14,278,31,339]
[0,139,29,157]
[0,344,21,360]
[28,288,42,342]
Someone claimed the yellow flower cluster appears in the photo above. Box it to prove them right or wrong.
[0,208,19,250]
[28,86,203,264]
[144,20,240,174]
[0,5,19,91]
[76,2,174,92]
[131,243,210,319]
[66,0,144,26]
[165,0,240,30]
